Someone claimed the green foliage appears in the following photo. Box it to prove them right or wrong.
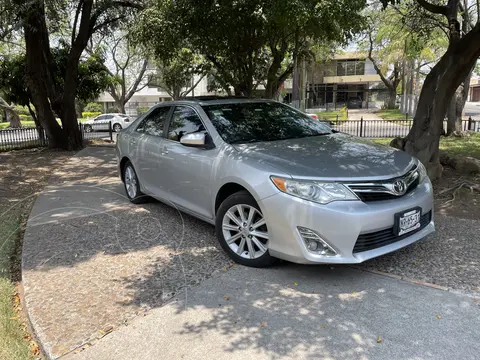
[82,111,102,118]
[18,114,32,122]
[152,48,206,99]
[84,102,103,113]
[0,45,112,119]
[13,105,29,116]
[106,107,120,113]
[136,0,367,96]
[136,106,149,115]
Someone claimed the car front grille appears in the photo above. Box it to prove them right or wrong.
[346,165,420,202]
[353,211,432,254]
[354,178,420,202]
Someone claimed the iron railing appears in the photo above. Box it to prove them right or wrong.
[0,121,113,151]
[325,117,478,138]
[0,127,48,151]
[0,118,478,151]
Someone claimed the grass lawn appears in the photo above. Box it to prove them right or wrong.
[0,118,89,130]
[375,109,412,121]
[0,209,32,360]
[373,132,480,159]
[316,108,348,121]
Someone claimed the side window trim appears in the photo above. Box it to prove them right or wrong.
[165,105,209,144]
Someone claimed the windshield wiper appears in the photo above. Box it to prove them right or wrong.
[229,139,259,144]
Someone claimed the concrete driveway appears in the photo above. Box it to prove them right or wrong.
[21,147,480,360]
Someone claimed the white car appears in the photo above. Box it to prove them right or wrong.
[83,113,132,133]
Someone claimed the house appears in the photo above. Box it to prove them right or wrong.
[283,52,384,109]
[469,78,480,102]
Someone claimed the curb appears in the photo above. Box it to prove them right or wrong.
[350,265,450,292]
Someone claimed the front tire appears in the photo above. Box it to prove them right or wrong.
[215,191,275,267]
[123,161,147,204]
[84,124,92,133]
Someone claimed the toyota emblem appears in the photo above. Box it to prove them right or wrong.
[392,180,406,195]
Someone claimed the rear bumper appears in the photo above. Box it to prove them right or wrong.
[258,178,434,264]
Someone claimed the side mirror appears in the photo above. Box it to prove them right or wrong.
[180,132,206,147]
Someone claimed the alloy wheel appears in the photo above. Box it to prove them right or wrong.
[113,124,122,132]
[222,204,269,259]
[124,166,138,199]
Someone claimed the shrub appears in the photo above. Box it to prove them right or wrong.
[13,105,30,116]
[106,107,120,113]
[19,114,33,122]
[82,111,102,119]
[136,106,150,116]
[84,102,103,113]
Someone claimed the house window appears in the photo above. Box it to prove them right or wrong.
[336,60,365,76]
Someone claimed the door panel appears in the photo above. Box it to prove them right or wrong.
[161,106,216,219]
[130,106,172,197]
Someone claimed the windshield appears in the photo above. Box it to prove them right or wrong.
[202,102,332,144]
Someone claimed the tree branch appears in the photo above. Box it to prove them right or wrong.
[416,0,448,16]
[181,74,206,97]
[124,59,149,102]
[367,31,393,90]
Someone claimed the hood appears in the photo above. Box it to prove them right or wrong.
[233,133,415,180]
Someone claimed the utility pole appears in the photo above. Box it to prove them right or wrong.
[292,55,300,109]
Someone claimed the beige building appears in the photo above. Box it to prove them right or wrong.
[284,52,384,109]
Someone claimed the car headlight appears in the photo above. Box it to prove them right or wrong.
[271,176,359,204]
[416,161,428,182]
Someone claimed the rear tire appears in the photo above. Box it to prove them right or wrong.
[215,191,276,268]
[113,123,122,132]
[123,161,148,204]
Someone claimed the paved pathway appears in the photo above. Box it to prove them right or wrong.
[21,147,480,359]
[67,265,480,360]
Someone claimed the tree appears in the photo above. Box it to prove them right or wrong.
[152,48,207,100]
[0,48,112,128]
[365,7,405,109]
[5,0,144,150]
[383,0,480,178]
[96,33,152,113]
[136,0,366,99]
[0,96,21,127]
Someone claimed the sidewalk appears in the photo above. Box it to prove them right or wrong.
[348,109,384,120]
[21,147,480,360]
[67,265,480,360]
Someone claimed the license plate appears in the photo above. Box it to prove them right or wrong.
[394,208,421,236]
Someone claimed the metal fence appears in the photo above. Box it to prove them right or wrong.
[327,118,479,138]
[0,127,48,151]
[0,122,113,151]
[79,121,114,142]
[1,119,478,152]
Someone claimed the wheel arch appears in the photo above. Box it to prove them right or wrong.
[215,182,256,215]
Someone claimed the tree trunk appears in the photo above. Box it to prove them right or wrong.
[27,103,45,142]
[6,108,22,128]
[387,88,397,109]
[115,100,126,114]
[392,31,480,179]
[446,70,472,135]
[23,0,68,149]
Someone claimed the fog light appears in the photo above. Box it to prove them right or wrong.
[306,240,318,251]
[297,227,337,256]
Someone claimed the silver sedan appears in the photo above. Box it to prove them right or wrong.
[116,98,434,267]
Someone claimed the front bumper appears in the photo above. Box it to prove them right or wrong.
[259,179,434,264]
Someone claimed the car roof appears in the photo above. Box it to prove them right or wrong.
[153,97,276,107]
